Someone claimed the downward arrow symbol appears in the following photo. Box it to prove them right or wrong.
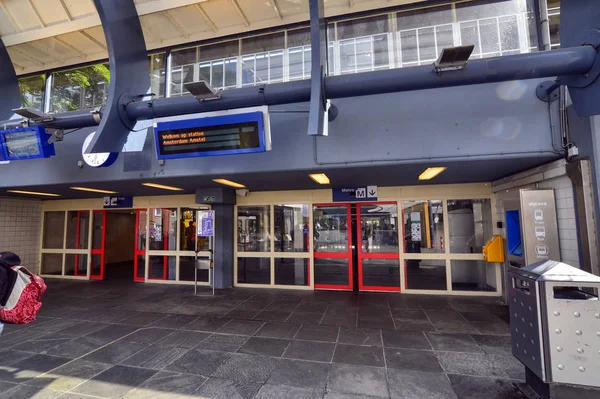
[369,190,376,196]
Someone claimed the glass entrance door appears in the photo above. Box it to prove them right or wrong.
[91,210,106,280]
[134,209,147,281]
[357,203,400,291]
[313,204,353,290]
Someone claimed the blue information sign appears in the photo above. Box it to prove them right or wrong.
[197,210,215,237]
[332,186,378,202]
[154,112,266,160]
[0,126,55,160]
[103,196,133,209]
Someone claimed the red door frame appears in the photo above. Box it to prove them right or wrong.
[313,203,353,291]
[357,202,401,292]
[133,209,146,282]
[91,210,106,280]
[149,208,169,281]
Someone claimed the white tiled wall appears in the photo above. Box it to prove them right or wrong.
[0,197,42,274]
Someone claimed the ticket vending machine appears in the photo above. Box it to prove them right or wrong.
[503,189,561,268]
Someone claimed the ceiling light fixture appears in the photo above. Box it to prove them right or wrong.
[7,190,60,197]
[418,167,447,181]
[70,187,118,194]
[142,183,185,191]
[309,173,330,185]
[212,179,246,188]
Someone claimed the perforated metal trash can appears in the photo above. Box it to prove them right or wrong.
[508,260,600,387]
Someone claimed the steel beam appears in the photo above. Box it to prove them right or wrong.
[88,0,150,153]
[307,0,327,136]
[0,38,22,120]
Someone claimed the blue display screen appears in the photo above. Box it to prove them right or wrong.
[506,210,523,256]
[0,126,55,160]
[154,112,266,160]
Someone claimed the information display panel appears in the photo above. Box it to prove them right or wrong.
[0,126,55,160]
[154,111,266,160]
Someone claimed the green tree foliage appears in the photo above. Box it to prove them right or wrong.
[18,63,111,112]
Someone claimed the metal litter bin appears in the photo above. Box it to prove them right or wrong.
[508,260,600,387]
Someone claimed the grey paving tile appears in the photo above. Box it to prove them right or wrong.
[255,322,301,339]
[47,336,112,359]
[85,324,139,342]
[391,309,429,320]
[448,374,526,399]
[0,354,71,384]
[425,333,484,353]
[418,298,453,311]
[358,316,395,330]
[327,363,389,398]
[425,310,466,323]
[119,313,167,326]
[295,324,339,342]
[224,309,261,320]
[254,311,293,322]
[435,352,510,378]
[324,393,386,399]
[10,335,72,354]
[26,359,112,392]
[165,349,232,376]
[382,330,431,350]
[296,303,329,313]
[266,301,300,312]
[82,340,146,364]
[492,355,526,381]
[285,311,324,325]
[122,328,176,344]
[394,318,437,332]
[433,321,480,334]
[236,300,272,311]
[471,335,513,356]
[71,365,157,398]
[283,340,335,362]
[387,296,422,310]
[384,348,443,372]
[186,317,231,332]
[121,345,189,370]
[238,337,290,357]
[267,358,329,392]
[471,321,511,336]
[213,353,278,384]
[338,327,382,346]
[0,384,63,399]
[218,320,264,336]
[387,369,457,399]
[196,377,262,399]
[0,349,35,367]
[321,315,358,328]
[149,315,198,329]
[256,384,323,399]
[124,371,207,398]
[333,344,385,367]
[0,381,18,393]
[155,329,211,349]
[460,311,503,322]
[201,333,249,352]
[55,322,110,337]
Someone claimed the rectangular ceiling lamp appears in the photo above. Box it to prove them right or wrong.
[7,190,60,197]
[142,183,185,191]
[70,187,118,194]
[309,173,330,185]
[418,167,447,181]
[212,179,246,188]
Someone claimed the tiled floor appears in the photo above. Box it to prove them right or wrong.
[0,280,531,399]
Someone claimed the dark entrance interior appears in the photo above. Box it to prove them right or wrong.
[103,210,137,280]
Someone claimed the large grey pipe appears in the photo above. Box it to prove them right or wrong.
[3,46,596,130]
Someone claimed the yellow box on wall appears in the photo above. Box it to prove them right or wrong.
[483,235,505,263]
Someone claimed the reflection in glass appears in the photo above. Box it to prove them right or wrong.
[18,74,45,109]
[43,212,65,249]
[274,204,310,252]
[66,211,90,250]
[451,260,496,291]
[360,204,399,253]
[237,257,271,284]
[137,210,147,251]
[447,199,492,253]
[65,254,87,276]
[91,254,102,277]
[402,201,444,254]
[313,206,348,253]
[41,253,62,275]
[149,255,176,280]
[149,53,166,98]
[405,259,447,290]
[362,259,400,288]
[149,209,177,251]
[275,258,309,286]
[238,206,271,252]
[180,256,209,282]
[548,1,560,49]
[314,258,349,287]
[50,64,110,113]
[136,254,145,280]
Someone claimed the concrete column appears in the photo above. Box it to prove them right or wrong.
[212,203,234,289]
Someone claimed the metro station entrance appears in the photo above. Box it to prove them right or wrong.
[313,202,400,292]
